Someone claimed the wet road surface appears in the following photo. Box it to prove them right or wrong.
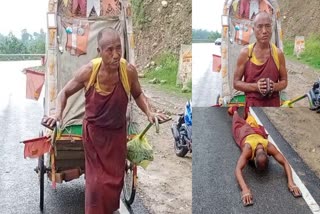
[192,43,222,107]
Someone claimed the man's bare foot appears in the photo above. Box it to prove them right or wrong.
[228,106,239,116]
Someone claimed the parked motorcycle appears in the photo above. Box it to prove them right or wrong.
[171,100,192,157]
[307,79,320,113]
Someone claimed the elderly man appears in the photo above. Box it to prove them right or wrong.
[229,107,301,206]
[42,28,167,214]
[233,12,288,109]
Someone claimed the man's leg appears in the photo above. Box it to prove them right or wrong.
[232,109,248,148]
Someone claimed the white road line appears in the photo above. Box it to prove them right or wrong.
[250,107,320,214]
[119,200,130,214]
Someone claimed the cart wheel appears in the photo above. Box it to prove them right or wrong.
[215,94,220,105]
[38,131,45,211]
[123,160,136,205]
[38,154,45,211]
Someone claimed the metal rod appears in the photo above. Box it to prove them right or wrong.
[139,117,160,139]
[288,94,307,105]
[139,123,153,139]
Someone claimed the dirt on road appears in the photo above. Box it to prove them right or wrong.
[284,59,320,107]
[263,107,320,179]
[130,83,192,214]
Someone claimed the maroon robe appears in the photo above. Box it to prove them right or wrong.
[82,74,128,214]
[244,44,281,109]
[232,112,268,148]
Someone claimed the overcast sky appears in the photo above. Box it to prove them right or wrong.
[0,0,225,36]
[192,0,225,32]
[0,0,48,37]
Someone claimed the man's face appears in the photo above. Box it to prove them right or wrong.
[98,34,122,70]
[253,15,272,44]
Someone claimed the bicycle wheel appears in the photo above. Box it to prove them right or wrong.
[123,160,136,205]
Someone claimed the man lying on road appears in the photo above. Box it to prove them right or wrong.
[228,106,302,206]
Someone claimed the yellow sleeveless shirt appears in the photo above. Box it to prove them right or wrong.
[244,113,269,160]
[86,58,130,96]
[248,43,280,71]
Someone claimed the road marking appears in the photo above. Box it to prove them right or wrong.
[250,107,320,214]
[119,200,130,214]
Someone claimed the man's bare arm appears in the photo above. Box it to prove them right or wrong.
[127,64,151,116]
[235,147,253,205]
[234,48,261,93]
[273,48,288,92]
[267,143,301,196]
[43,63,92,127]
[127,64,167,123]
[235,149,251,192]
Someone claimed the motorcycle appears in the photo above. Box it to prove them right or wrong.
[171,100,192,157]
[307,79,320,113]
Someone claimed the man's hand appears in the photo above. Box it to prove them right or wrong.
[257,78,268,96]
[241,189,253,206]
[147,112,170,124]
[267,79,275,96]
[41,115,61,130]
[288,183,302,197]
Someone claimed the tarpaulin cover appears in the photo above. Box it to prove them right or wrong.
[55,15,126,129]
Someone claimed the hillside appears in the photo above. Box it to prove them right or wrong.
[279,0,320,39]
[132,0,192,69]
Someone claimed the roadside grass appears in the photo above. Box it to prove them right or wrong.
[132,0,145,26]
[142,52,191,99]
[283,35,320,70]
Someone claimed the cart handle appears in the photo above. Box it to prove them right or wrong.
[51,121,60,146]
[139,116,172,138]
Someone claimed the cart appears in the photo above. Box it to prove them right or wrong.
[34,118,166,211]
[30,0,139,211]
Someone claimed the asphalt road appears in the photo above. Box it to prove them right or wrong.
[192,107,320,214]
[0,61,148,214]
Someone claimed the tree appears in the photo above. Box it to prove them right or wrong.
[192,29,221,42]
[0,32,28,54]
[0,29,46,57]
[208,31,221,41]
[21,29,32,44]
[29,29,46,54]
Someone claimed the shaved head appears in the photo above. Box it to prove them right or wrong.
[253,11,272,27]
[97,27,120,48]
[255,151,269,171]
[96,27,122,70]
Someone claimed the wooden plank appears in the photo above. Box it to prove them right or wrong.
[55,159,85,171]
[47,169,84,183]
[55,151,85,160]
[55,140,84,151]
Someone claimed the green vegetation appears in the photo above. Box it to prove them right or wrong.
[0,29,45,61]
[283,39,294,56]
[192,29,221,43]
[131,0,145,26]
[143,53,191,99]
[145,53,178,86]
[283,35,320,70]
